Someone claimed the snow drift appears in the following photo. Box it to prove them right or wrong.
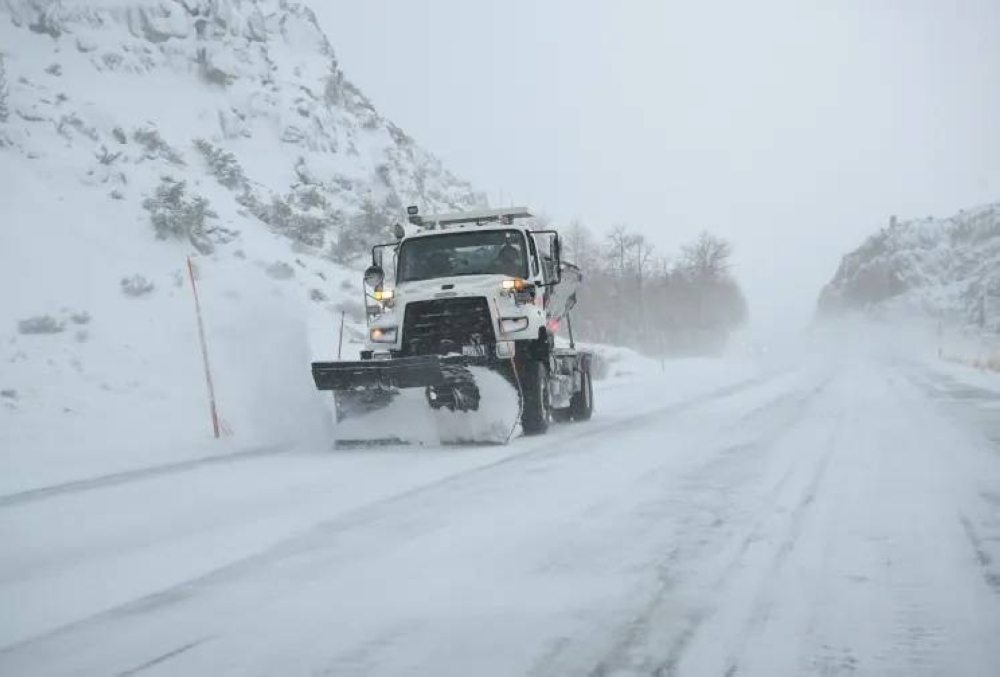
[0,0,487,484]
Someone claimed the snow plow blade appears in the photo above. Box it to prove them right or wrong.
[312,355,450,391]
[313,355,487,413]
[313,356,507,447]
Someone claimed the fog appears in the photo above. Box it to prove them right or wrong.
[313,0,1000,331]
[3,3,1000,672]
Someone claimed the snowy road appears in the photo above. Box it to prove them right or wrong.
[2,357,1000,676]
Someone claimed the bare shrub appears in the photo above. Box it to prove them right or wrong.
[266,261,295,280]
[121,274,155,297]
[133,127,185,165]
[96,145,122,165]
[238,191,328,248]
[101,52,123,70]
[57,114,99,141]
[194,139,247,191]
[143,177,216,254]
[18,315,65,334]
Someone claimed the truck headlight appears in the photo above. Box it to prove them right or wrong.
[500,278,526,292]
[500,317,529,333]
[501,278,534,305]
[373,288,394,302]
[370,326,397,343]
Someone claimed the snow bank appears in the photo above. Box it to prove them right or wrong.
[0,0,483,493]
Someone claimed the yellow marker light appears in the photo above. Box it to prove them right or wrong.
[370,326,397,343]
[373,288,394,302]
[501,278,526,292]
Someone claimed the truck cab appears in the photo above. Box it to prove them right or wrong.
[363,207,568,363]
[312,206,592,437]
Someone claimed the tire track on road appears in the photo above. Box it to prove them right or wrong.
[653,428,837,677]
[0,370,792,511]
[528,377,835,677]
[714,423,841,677]
[0,370,794,658]
[960,514,1000,597]
[0,444,290,509]
[113,637,213,677]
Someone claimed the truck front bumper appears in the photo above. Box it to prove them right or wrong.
[311,354,502,392]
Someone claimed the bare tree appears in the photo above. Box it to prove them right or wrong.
[523,220,747,357]
[606,225,635,278]
[630,233,655,286]
[564,219,596,269]
[680,231,732,280]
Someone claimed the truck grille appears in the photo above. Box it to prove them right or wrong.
[402,297,496,356]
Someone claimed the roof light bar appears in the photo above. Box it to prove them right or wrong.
[411,206,533,230]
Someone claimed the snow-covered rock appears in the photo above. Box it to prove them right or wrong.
[817,203,1000,332]
[0,0,485,479]
[0,0,482,226]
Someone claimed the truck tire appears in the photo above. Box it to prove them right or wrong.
[569,366,593,421]
[520,360,550,435]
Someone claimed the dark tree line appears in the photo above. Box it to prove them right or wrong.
[561,222,748,356]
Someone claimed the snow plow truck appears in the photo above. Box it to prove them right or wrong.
[311,206,594,439]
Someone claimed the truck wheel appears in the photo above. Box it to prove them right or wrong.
[520,360,550,435]
[569,367,593,421]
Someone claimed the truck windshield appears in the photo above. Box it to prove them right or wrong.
[397,230,529,283]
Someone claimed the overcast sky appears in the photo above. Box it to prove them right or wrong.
[311,1,1000,330]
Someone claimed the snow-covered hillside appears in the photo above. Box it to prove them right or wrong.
[817,203,1000,331]
[0,0,486,479]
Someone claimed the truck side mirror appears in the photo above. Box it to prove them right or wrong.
[364,265,385,289]
[531,230,563,287]
[553,236,562,284]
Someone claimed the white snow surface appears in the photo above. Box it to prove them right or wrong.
[0,0,489,489]
[2,4,1000,675]
[2,329,1000,676]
